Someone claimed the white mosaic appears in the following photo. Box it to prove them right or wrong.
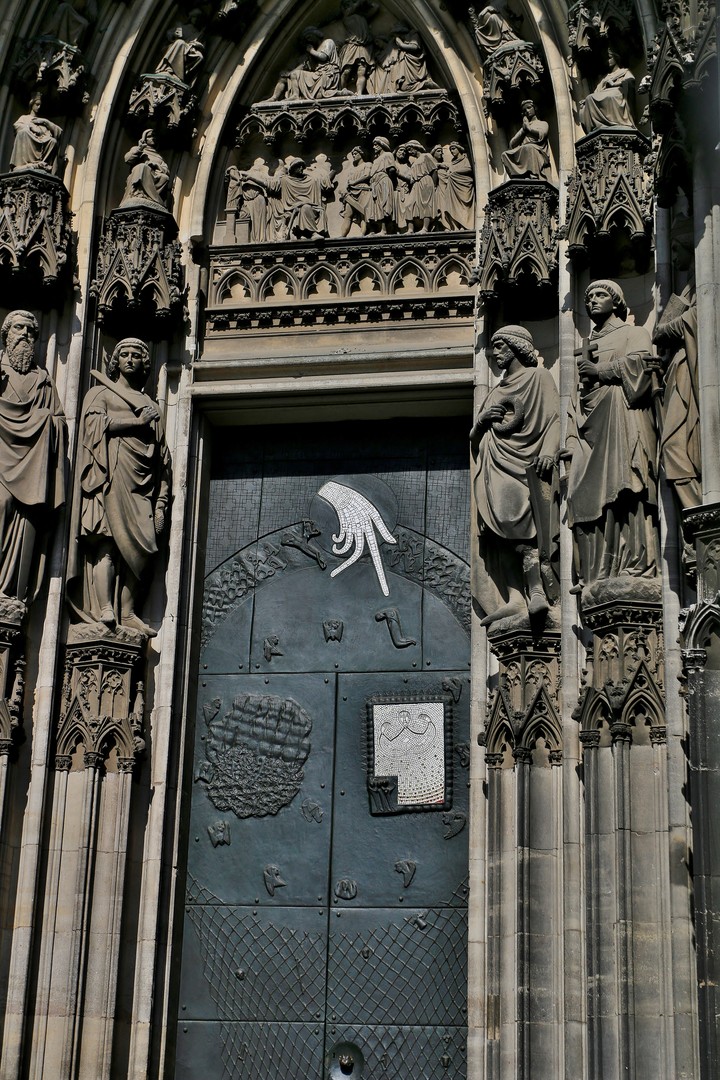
[373,702,445,805]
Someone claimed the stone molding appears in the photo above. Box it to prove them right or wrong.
[473,179,558,299]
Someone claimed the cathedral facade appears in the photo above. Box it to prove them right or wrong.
[0,2,717,1078]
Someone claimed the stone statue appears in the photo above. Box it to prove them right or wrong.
[393,146,413,231]
[367,137,396,234]
[225,162,270,242]
[469,3,521,56]
[339,147,372,235]
[396,141,437,233]
[250,157,333,241]
[369,24,436,94]
[566,280,659,594]
[654,215,701,510]
[580,49,636,132]
[120,130,171,208]
[470,325,559,626]
[338,0,378,94]
[155,26,204,84]
[9,94,62,174]
[439,142,475,230]
[73,338,170,634]
[48,1,94,47]
[269,27,340,101]
[502,100,550,179]
[0,311,67,604]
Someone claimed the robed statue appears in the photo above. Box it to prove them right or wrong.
[0,311,67,604]
[71,338,171,635]
[470,325,559,626]
[566,280,659,596]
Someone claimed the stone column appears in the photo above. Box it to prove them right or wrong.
[29,626,145,1080]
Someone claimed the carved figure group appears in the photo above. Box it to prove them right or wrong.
[72,338,170,635]
[226,141,475,241]
[566,281,658,594]
[264,16,436,100]
[0,311,67,605]
[470,325,559,626]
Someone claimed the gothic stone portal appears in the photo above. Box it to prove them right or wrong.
[177,419,471,1080]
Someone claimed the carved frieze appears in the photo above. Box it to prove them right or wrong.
[90,205,183,332]
[564,129,652,266]
[480,628,562,767]
[56,627,147,771]
[473,180,558,299]
[0,170,72,290]
[205,233,474,336]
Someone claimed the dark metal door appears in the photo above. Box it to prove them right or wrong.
[177,419,471,1080]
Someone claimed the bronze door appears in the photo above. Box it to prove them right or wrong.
[177,418,471,1080]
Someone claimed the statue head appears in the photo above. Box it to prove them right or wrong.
[139,128,155,149]
[349,146,364,163]
[521,99,536,116]
[449,141,465,159]
[431,144,444,161]
[301,26,324,46]
[2,311,39,373]
[107,338,151,383]
[585,279,627,321]
[404,140,424,159]
[286,156,306,176]
[372,137,391,156]
[491,325,540,368]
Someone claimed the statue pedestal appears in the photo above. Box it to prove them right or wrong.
[481,41,545,114]
[90,203,183,337]
[128,72,198,140]
[475,179,558,302]
[56,624,147,772]
[0,170,72,292]
[565,128,652,270]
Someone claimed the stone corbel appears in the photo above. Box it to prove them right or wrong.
[90,204,184,336]
[0,170,72,294]
[56,626,147,772]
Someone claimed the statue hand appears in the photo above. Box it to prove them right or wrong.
[139,404,160,425]
[576,356,598,381]
[534,455,555,480]
[478,404,507,427]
